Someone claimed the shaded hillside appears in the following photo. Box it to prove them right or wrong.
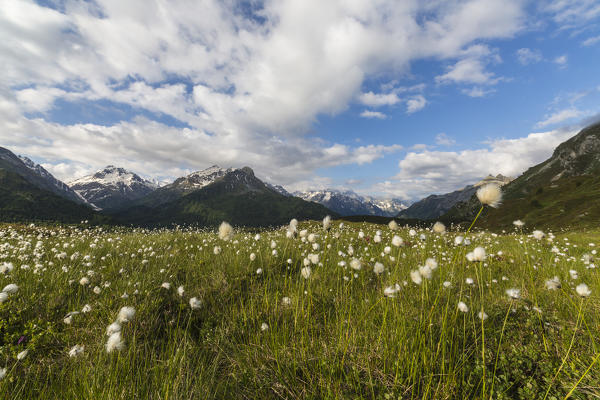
[113,168,336,227]
[0,170,106,224]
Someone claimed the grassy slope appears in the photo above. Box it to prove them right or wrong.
[0,222,598,399]
[113,174,336,227]
[0,170,105,224]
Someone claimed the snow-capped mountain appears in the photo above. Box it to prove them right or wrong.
[69,166,158,210]
[266,183,292,197]
[294,189,407,217]
[0,147,87,205]
[168,165,235,192]
[365,197,408,216]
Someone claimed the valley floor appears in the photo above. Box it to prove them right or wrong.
[0,221,598,399]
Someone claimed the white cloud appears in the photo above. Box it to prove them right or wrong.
[543,0,600,29]
[435,133,455,146]
[0,0,529,185]
[358,92,400,107]
[360,110,387,119]
[582,35,600,46]
[378,128,579,200]
[461,87,496,97]
[535,108,583,128]
[406,95,427,114]
[435,45,503,89]
[516,48,542,65]
[554,54,568,67]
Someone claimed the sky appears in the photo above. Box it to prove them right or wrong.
[1,0,599,201]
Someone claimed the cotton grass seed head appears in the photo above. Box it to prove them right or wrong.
[189,297,202,309]
[506,288,521,299]
[458,302,469,313]
[476,183,502,208]
[106,332,124,353]
[218,221,234,241]
[576,283,591,298]
[117,306,135,323]
[432,221,446,233]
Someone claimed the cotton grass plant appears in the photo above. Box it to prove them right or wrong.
[0,212,597,398]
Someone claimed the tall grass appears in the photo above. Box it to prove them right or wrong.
[0,221,598,399]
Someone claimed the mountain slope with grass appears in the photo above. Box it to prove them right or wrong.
[114,167,336,226]
[442,123,600,230]
[0,169,105,223]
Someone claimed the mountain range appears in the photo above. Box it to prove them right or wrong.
[397,174,513,220]
[294,189,407,217]
[1,122,599,229]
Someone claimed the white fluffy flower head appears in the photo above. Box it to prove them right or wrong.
[476,183,502,208]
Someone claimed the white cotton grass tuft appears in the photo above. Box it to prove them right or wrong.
[0,367,5,381]
[81,304,92,313]
[478,311,488,321]
[432,221,446,233]
[373,262,385,275]
[532,230,545,240]
[467,247,486,262]
[189,297,202,309]
[161,282,171,290]
[106,332,125,353]
[391,235,404,247]
[513,220,525,227]
[69,344,85,357]
[0,292,8,303]
[388,220,399,231]
[476,183,502,208]
[322,215,332,231]
[506,288,521,299]
[17,349,28,360]
[2,283,19,294]
[218,221,234,241]
[458,302,469,313]
[117,306,136,323]
[177,286,185,297]
[106,322,122,336]
[576,283,591,298]
[301,266,312,279]
[545,276,561,290]
[410,270,422,285]
[281,297,291,306]
[384,284,401,298]
[350,258,362,271]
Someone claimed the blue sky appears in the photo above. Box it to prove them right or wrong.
[1,0,599,201]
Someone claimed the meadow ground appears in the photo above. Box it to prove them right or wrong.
[0,219,598,399]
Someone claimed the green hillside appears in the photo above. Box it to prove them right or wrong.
[0,169,106,224]
[442,123,600,231]
[113,168,336,227]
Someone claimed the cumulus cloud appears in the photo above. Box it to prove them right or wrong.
[360,110,387,119]
[554,55,568,68]
[435,133,455,146]
[535,108,583,128]
[436,45,503,87]
[406,95,427,114]
[371,127,579,200]
[1,0,529,185]
[358,92,401,107]
[516,48,543,65]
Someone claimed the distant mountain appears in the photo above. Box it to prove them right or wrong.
[442,123,600,230]
[113,166,336,226]
[397,185,477,220]
[266,183,292,197]
[69,166,158,210]
[397,174,513,220]
[294,189,407,217]
[0,147,88,205]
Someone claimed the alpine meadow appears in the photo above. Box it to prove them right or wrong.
[1,0,600,399]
